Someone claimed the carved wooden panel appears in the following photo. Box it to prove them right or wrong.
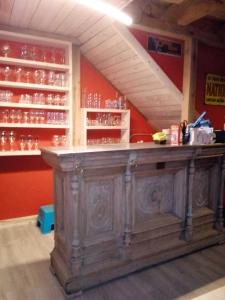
[81,175,122,245]
[134,173,174,225]
[193,168,210,209]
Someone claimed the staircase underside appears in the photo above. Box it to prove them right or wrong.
[0,0,183,130]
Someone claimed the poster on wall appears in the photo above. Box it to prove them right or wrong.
[148,36,182,57]
[205,73,225,106]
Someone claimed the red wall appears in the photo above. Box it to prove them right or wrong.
[196,41,225,129]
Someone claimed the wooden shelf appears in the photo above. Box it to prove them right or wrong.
[80,108,130,146]
[0,56,70,71]
[82,108,129,113]
[0,81,69,92]
[0,150,41,156]
[86,126,128,130]
[0,102,69,110]
[0,123,69,128]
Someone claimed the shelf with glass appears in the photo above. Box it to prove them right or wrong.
[80,108,130,146]
[0,56,69,71]
[0,102,69,110]
[0,81,69,92]
[0,30,73,156]
[0,123,69,128]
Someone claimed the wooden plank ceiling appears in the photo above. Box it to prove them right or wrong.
[0,0,184,130]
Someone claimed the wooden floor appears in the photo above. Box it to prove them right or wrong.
[1,220,225,300]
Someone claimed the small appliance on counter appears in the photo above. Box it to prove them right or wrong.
[214,130,225,143]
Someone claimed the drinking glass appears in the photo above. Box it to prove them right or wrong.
[0,131,7,150]
[47,94,54,105]
[16,110,22,123]
[1,42,11,57]
[19,135,26,151]
[27,135,33,150]
[9,109,16,123]
[34,136,39,150]
[2,109,9,123]
[21,45,29,59]
[39,70,46,85]
[48,71,55,85]
[3,66,11,81]
[60,95,66,106]
[25,71,32,83]
[60,135,67,146]
[30,46,38,61]
[54,94,61,105]
[15,67,24,82]
[9,131,16,150]
[49,48,56,63]
[52,135,60,146]
[23,111,29,123]
[33,70,40,84]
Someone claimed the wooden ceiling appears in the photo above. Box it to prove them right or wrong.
[126,0,225,47]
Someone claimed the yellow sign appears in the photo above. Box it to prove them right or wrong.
[205,73,225,106]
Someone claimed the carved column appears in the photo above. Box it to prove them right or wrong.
[184,158,195,241]
[123,152,137,247]
[69,160,84,276]
[215,155,225,230]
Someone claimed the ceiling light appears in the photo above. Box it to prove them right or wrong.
[75,0,133,26]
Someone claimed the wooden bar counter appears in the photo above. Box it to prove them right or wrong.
[41,143,225,297]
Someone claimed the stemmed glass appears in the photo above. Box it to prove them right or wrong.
[30,46,38,61]
[15,67,24,82]
[9,131,16,150]
[52,135,60,146]
[27,135,33,150]
[19,135,26,151]
[1,43,11,57]
[9,109,16,123]
[34,136,39,150]
[1,109,9,123]
[21,45,30,59]
[0,131,7,150]
[3,66,11,81]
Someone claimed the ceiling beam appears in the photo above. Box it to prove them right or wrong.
[161,0,185,3]
[177,0,225,25]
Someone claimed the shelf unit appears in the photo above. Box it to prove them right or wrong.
[80,108,130,146]
[0,30,73,156]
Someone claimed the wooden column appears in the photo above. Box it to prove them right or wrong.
[216,155,225,231]
[182,37,198,123]
[184,158,195,241]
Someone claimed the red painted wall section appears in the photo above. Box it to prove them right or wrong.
[130,28,184,92]
[196,41,225,130]
[80,55,155,142]
[0,157,53,220]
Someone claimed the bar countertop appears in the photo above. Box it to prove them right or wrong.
[41,142,225,156]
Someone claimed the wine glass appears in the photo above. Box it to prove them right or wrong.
[2,109,9,123]
[9,131,16,150]
[19,135,26,151]
[21,45,29,59]
[39,70,46,85]
[16,110,22,123]
[30,46,38,61]
[34,136,39,150]
[15,67,24,82]
[0,131,8,150]
[9,109,16,123]
[27,135,33,150]
[25,71,32,83]
[3,66,11,81]
[48,71,55,85]
[1,42,11,57]
[33,70,40,84]
[52,135,60,146]
[60,135,67,146]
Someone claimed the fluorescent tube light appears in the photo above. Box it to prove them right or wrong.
[75,0,133,26]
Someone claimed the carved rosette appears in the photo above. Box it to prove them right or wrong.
[193,170,209,209]
[137,182,162,215]
[86,181,113,236]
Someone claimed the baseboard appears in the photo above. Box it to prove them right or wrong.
[0,214,38,228]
